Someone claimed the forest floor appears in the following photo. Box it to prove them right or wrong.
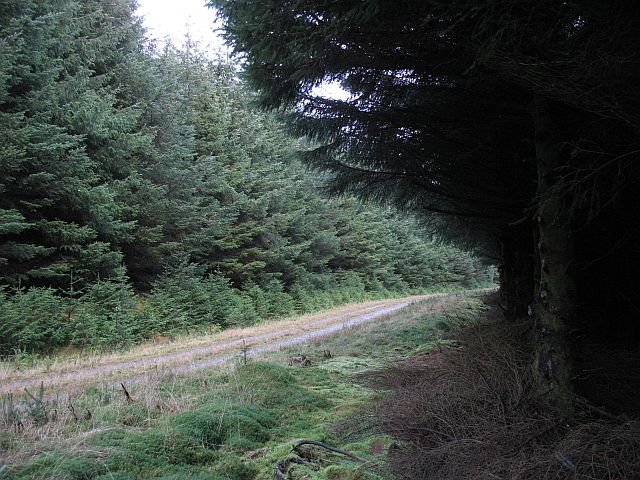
[1,290,486,479]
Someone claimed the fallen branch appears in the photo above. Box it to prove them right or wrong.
[293,439,371,463]
[274,457,290,480]
[274,439,372,480]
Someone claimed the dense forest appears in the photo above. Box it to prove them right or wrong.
[1,1,640,478]
[212,0,640,416]
[0,0,493,355]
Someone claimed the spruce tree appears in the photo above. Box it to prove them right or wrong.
[0,0,126,288]
[211,0,640,413]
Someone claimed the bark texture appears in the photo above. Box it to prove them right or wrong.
[531,94,576,415]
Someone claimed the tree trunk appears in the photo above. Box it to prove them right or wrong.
[499,224,534,321]
[531,94,576,416]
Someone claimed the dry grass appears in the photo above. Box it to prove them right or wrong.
[511,421,640,480]
[369,301,640,480]
[0,363,235,466]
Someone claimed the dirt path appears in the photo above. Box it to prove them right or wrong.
[0,291,475,398]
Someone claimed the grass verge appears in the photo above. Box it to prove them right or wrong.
[1,293,482,479]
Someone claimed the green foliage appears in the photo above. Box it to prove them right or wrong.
[0,286,69,354]
[240,280,296,320]
[143,259,247,334]
[0,0,143,289]
[0,0,494,355]
[70,267,139,349]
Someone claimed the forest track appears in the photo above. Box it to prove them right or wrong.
[0,291,482,399]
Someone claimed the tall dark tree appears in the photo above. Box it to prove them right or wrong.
[212,0,640,413]
[210,0,537,308]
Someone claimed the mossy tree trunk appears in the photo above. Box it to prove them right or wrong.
[531,94,576,416]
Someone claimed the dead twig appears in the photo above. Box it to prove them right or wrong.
[68,402,78,422]
[120,382,133,403]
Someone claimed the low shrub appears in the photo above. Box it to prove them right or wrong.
[143,261,250,334]
[70,268,140,348]
[0,286,70,355]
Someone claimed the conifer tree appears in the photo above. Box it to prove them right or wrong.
[212,0,640,414]
[0,0,127,288]
[0,0,495,354]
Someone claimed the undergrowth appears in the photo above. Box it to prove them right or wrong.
[4,293,638,479]
[0,272,483,360]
